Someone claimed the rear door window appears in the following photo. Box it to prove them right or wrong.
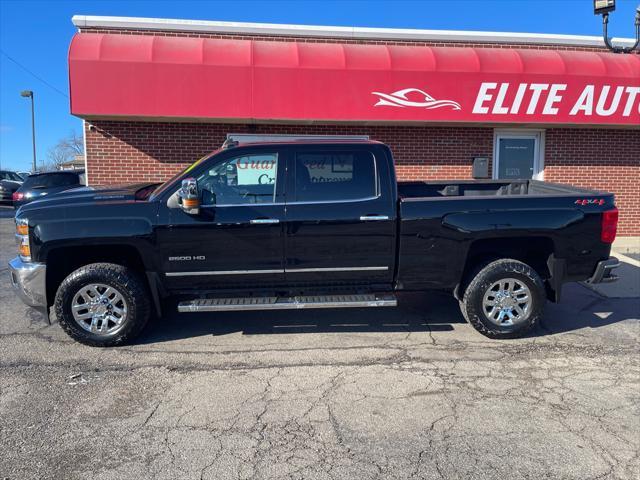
[293,151,377,202]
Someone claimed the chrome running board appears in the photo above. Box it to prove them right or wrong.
[177,293,397,313]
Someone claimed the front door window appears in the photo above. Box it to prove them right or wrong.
[198,153,279,206]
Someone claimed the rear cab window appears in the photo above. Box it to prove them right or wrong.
[293,150,378,202]
[23,173,81,189]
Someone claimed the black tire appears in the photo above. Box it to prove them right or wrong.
[54,263,150,347]
[460,259,545,339]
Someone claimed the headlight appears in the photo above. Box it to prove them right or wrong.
[15,217,31,261]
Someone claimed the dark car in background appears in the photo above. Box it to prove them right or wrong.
[13,171,85,209]
[0,170,24,203]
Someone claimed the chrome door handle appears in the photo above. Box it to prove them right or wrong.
[359,215,389,221]
[250,218,280,225]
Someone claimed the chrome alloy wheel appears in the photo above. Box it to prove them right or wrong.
[71,283,128,335]
[482,278,532,327]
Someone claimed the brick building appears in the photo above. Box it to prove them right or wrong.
[69,16,639,237]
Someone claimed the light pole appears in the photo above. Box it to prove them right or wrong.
[20,90,37,172]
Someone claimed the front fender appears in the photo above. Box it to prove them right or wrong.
[26,202,158,270]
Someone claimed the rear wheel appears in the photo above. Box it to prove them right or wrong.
[460,259,545,339]
[54,263,150,347]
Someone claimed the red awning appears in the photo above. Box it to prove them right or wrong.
[69,33,640,126]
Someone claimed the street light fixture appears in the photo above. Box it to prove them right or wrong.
[594,0,616,15]
[593,0,640,53]
[20,90,37,172]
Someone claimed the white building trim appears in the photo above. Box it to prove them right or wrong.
[82,120,89,185]
[71,15,637,49]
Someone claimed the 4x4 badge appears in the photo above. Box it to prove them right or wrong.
[575,199,605,206]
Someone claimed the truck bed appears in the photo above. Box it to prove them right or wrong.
[398,179,603,199]
[396,178,615,292]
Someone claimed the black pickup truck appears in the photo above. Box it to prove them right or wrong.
[9,140,620,346]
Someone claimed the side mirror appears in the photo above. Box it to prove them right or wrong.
[179,177,200,215]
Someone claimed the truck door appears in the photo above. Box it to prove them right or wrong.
[284,145,396,287]
[157,147,286,291]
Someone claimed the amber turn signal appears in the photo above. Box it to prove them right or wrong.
[19,242,31,258]
[183,198,199,209]
[16,223,28,235]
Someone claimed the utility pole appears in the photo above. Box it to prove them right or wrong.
[20,90,37,172]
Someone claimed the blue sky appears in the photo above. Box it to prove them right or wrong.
[1,0,638,172]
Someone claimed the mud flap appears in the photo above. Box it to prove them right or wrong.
[546,254,566,303]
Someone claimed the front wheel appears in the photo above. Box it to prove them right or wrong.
[54,263,150,347]
[460,259,545,339]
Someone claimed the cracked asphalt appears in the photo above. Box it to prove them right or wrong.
[1,214,639,480]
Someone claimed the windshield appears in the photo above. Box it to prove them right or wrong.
[149,150,219,200]
[0,171,23,182]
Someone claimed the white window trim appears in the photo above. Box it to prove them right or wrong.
[493,129,545,181]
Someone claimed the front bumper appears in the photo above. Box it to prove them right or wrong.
[8,257,47,308]
[586,257,620,284]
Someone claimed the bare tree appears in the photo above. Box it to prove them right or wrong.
[44,131,84,171]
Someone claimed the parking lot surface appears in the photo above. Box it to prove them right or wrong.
[1,215,638,480]
[0,204,15,218]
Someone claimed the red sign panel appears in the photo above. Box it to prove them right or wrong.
[69,33,640,126]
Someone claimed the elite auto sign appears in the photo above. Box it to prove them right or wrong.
[372,83,640,122]
[472,83,639,118]
[69,34,640,126]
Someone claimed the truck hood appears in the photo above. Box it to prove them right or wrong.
[17,183,159,212]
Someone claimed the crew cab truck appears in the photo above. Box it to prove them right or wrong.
[9,140,620,347]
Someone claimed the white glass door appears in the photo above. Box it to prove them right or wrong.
[494,131,543,180]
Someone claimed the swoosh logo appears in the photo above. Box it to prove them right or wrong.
[372,88,461,110]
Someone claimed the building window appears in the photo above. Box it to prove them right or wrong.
[493,130,544,180]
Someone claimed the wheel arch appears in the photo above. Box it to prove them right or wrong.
[45,244,149,308]
[454,236,556,301]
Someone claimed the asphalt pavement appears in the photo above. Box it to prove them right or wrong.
[0,204,15,218]
[0,216,638,480]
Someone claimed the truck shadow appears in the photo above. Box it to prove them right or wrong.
[531,283,640,337]
[138,291,459,344]
[136,284,638,344]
